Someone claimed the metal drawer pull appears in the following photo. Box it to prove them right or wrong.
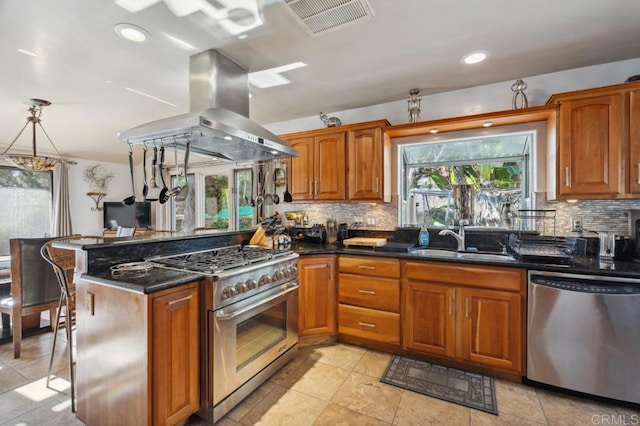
[465,297,470,318]
[358,289,376,295]
[358,321,376,328]
[168,295,193,305]
[637,163,640,184]
[565,166,571,187]
[358,265,375,270]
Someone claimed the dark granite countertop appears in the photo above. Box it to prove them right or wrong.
[81,267,203,294]
[292,241,640,279]
[76,235,640,295]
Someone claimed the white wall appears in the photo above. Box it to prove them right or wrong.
[67,158,131,235]
[265,57,640,134]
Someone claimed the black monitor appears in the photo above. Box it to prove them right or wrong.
[103,202,152,230]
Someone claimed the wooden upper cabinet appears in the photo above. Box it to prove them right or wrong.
[288,136,315,201]
[629,89,640,194]
[315,133,346,200]
[284,133,345,201]
[557,93,624,197]
[548,81,640,199]
[280,120,389,202]
[348,127,383,201]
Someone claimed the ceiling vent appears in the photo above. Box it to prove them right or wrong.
[281,0,374,36]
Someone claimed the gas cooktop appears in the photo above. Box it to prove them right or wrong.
[148,245,293,274]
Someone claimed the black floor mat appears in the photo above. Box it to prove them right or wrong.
[381,355,498,415]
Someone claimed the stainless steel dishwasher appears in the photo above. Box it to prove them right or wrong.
[527,270,640,404]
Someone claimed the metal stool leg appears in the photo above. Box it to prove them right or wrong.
[46,294,64,387]
[65,297,75,413]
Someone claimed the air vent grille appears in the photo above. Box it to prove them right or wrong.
[282,0,374,36]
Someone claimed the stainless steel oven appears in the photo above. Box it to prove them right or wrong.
[211,281,298,413]
[148,245,300,423]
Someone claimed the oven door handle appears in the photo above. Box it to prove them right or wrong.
[215,284,299,320]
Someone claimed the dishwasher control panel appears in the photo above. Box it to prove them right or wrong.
[530,274,640,294]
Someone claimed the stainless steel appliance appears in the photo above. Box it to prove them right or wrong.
[527,270,640,404]
[148,245,299,423]
[119,50,298,162]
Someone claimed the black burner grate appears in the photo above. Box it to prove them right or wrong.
[150,245,291,274]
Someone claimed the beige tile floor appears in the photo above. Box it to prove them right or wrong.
[0,330,638,425]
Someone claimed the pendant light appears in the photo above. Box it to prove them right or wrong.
[2,98,75,171]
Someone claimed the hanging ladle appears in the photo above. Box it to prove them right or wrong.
[175,140,191,202]
[122,145,136,205]
[255,167,264,206]
[264,163,274,205]
[163,143,181,201]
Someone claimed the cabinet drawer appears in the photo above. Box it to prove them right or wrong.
[338,273,399,312]
[338,304,400,345]
[339,255,400,278]
[405,261,524,292]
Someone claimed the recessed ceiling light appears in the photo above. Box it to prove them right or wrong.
[238,34,248,40]
[223,136,233,141]
[462,50,490,65]
[114,23,151,44]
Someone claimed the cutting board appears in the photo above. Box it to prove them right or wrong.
[343,237,387,247]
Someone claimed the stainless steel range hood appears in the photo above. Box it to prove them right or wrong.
[118,50,298,161]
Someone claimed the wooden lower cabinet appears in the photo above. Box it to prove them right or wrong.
[403,261,524,375]
[404,281,455,358]
[76,280,200,426]
[337,256,401,346]
[459,287,521,372]
[297,255,336,337]
[152,285,200,425]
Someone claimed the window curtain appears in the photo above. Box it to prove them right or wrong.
[53,163,73,236]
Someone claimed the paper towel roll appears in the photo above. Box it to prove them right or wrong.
[408,195,417,225]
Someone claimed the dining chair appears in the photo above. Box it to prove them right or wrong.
[40,236,83,413]
[0,237,61,358]
[116,226,136,237]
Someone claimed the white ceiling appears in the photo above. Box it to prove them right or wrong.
[1,0,640,164]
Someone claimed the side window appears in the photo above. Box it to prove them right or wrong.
[0,167,53,255]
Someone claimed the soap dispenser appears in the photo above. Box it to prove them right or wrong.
[418,225,429,247]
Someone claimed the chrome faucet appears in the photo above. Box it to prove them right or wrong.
[438,219,469,251]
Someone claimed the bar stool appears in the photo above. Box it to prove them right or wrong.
[40,237,79,412]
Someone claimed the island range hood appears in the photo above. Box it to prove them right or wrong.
[118,49,298,162]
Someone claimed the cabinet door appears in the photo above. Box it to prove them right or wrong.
[298,255,336,337]
[403,281,455,358]
[314,133,346,200]
[558,93,623,197]
[348,127,383,201]
[152,284,199,426]
[458,287,522,373]
[288,136,315,201]
[629,90,640,194]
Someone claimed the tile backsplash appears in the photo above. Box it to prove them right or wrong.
[275,194,640,237]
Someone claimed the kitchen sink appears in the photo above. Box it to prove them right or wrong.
[410,248,516,262]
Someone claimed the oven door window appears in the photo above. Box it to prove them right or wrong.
[236,301,287,370]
